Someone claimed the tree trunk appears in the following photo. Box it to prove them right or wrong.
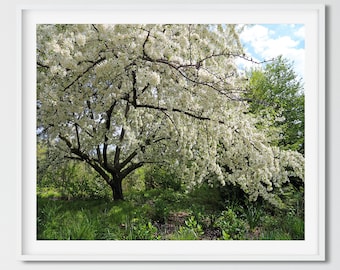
[110,178,124,201]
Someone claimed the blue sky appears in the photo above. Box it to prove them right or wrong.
[237,24,305,80]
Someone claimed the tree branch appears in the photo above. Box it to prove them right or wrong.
[113,126,126,165]
[85,100,102,163]
[132,102,225,124]
[59,134,111,182]
[120,162,144,179]
[142,29,151,59]
[103,100,117,167]
[105,100,117,130]
[63,56,106,92]
[64,156,83,162]
[118,150,138,171]
[140,51,274,100]
[37,61,50,69]
[74,123,81,150]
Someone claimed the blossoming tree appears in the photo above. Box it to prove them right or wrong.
[37,24,304,205]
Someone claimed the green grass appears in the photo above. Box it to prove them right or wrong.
[37,186,304,240]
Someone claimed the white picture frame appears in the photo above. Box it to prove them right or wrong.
[18,3,325,261]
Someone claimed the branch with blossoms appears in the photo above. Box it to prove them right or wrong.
[140,27,275,100]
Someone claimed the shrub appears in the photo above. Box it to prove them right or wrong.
[151,189,184,222]
[37,187,62,199]
[188,182,225,211]
[126,219,160,240]
[168,216,204,240]
[184,216,204,237]
[37,161,112,200]
[214,209,247,240]
[153,197,171,223]
[144,166,182,191]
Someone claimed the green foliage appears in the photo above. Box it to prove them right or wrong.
[258,213,304,240]
[37,144,112,200]
[282,185,304,218]
[186,182,225,212]
[122,218,160,240]
[38,203,97,240]
[65,212,98,240]
[153,199,170,223]
[38,199,104,240]
[183,216,204,237]
[37,188,62,199]
[123,167,146,192]
[37,200,62,238]
[247,203,304,240]
[151,188,185,222]
[37,183,304,240]
[144,166,182,191]
[214,209,247,240]
[221,230,232,240]
[260,230,292,240]
[37,163,304,241]
[245,56,304,153]
[219,183,248,210]
[169,216,204,240]
[239,202,264,230]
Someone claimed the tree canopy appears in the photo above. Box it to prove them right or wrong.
[245,56,304,153]
[37,24,304,206]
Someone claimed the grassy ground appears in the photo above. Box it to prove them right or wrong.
[37,186,304,240]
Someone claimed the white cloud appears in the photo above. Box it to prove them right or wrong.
[239,24,305,80]
[240,25,270,56]
[294,26,305,39]
[241,25,269,42]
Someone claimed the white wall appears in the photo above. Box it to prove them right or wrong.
[1,0,338,269]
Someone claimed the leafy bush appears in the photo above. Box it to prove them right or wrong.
[150,188,184,222]
[184,216,204,237]
[37,161,112,200]
[170,227,199,240]
[144,166,182,191]
[188,182,225,211]
[125,219,160,240]
[123,167,146,192]
[169,216,204,240]
[37,187,62,199]
[153,198,170,223]
[214,209,247,240]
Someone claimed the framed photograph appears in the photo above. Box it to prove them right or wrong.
[19,3,325,261]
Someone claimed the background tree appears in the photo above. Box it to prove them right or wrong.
[244,56,304,154]
[37,24,304,205]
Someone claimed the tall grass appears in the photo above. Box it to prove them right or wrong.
[37,185,304,240]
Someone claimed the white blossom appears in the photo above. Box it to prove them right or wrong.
[149,72,161,86]
[75,33,86,46]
